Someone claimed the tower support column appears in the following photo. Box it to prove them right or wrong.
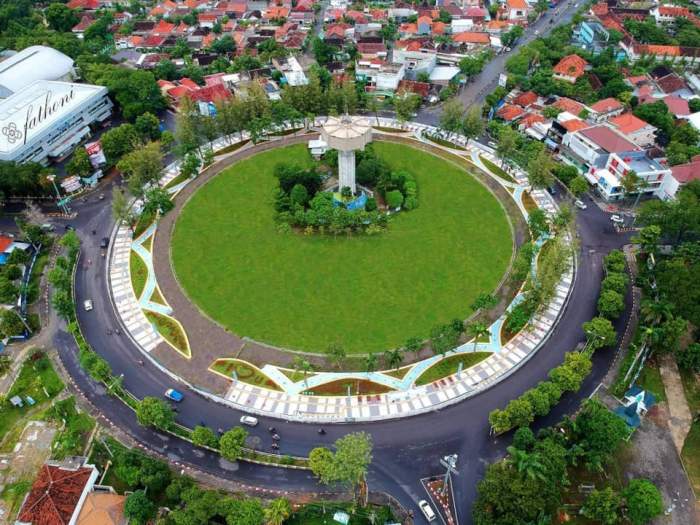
[338,150,357,194]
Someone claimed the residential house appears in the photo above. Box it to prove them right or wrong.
[497,104,525,122]
[393,47,437,80]
[272,56,308,86]
[589,97,624,122]
[452,31,491,50]
[512,91,539,108]
[502,0,529,23]
[76,492,127,525]
[72,15,95,39]
[609,113,657,147]
[356,60,406,94]
[553,96,587,116]
[590,150,671,200]
[552,54,589,84]
[562,124,639,171]
[357,42,388,60]
[660,155,700,199]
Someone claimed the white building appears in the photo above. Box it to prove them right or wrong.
[589,150,671,201]
[273,56,308,87]
[0,80,113,165]
[0,46,75,99]
[355,60,406,93]
[392,48,437,79]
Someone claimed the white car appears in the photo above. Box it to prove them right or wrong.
[418,500,436,522]
[574,199,587,210]
[610,214,624,224]
[83,299,93,311]
[240,415,258,427]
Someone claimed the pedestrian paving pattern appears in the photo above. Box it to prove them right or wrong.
[108,118,576,422]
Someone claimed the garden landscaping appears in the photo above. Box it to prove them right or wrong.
[415,352,491,386]
[210,358,282,391]
[171,142,512,354]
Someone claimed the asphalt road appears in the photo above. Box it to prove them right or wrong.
[54,172,634,525]
[415,0,584,127]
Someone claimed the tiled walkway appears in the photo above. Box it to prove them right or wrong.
[108,118,576,422]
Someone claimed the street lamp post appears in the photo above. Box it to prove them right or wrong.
[46,174,71,215]
[439,453,459,497]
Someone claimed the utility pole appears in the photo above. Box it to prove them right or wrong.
[439,453,459,496]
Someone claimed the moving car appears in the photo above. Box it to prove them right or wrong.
[165,388,184,402]
[574,199,587,210]
[100,237,109,249]
[610,214,624,224]
[240,415,259,427]
[418,500,436,522]
[83,299,93,311]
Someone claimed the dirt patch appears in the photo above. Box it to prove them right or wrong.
[307,379,394,396]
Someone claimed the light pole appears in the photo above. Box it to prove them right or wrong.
[46,174,71,215]
[439,453,459,496]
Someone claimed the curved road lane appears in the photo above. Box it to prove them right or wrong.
[56,176,634,525]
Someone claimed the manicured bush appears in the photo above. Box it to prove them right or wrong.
[601,272,629,295]
[597,289,625,319]
[386,190,404,209]
[604,250,626,273]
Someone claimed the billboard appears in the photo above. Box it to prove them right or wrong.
[85,140,106,168]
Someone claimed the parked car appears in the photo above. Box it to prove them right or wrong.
[83,299,93,311]
[240,415,258,427]
[574,199,587,210]
[40,223,55,232]
[165,388,184,402]
[418,500,436,522]
[100,237,109,249]
[547,185,557,195]
[610,214,624,224]
[64,224,75,231]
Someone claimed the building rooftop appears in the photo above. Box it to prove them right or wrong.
[77,492,126,525]
[579,125,639,153]
[609,113,652,134]
[17,463,96,525]
[671,155,700,184]
[0,46,74,99]
[553,54,588,79]
[590,97,623,113]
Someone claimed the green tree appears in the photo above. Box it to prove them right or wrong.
[505,397,534,428]
[488,408,511,434]
[111,187,130,226]
[0,310,26,337]
[383,348,403,370]
[569,175,589,197]
[523,387,551,417]
[136,397,175,429]
[597,289,625,319]
[332,432,373,494]
[601,272,629,295]
[124,490,156,525]
[51,289,73,320]
[219,427,248,461]
[365,353,378,373]
[583,317,617,350]
[440,98,465,133]
[581,487,621,525]
[45,3,79,32]
[512,427,536,450]
[471,292,498,311]
[328,342,346,369]
[574,399,629,470]
[293,356,314,387]
[634,225,661,256]
[117,142,164,197]
[192,425,219,448]
[264,497,291,525]
[461,104,484,142]
[66,148,92,178]
[677,342,700,372]
[623,479,663,525]
[101,123,140,163]
[405,336,422,358]
[467,321,489,351]
[506,447,547,481]
[527,149,555,188]
[528,208,550,237]
[290,183,309,206]
[496,126,518,170]
[142,187,174,216]
[134,112,162,141]
[393,91,420,123]
[309,446,335,484]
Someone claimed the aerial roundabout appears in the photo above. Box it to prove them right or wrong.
[111,115,574,422]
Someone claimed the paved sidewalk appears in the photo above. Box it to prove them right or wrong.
[107,117,576,422]
[659,354,693,454]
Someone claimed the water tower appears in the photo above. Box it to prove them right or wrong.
[321,115,373,195]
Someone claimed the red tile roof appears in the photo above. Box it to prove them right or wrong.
[497,104,525,121]
[671,156,700,184]
[357,42,387,54]
[186,83,232,103]
[553,54,588,80]
[67,0,99,9]
[395,39,423,51]
[17,465,94,525]
[265,6,290,18]
[141,34,167,47]
[579,125,639,153]
[656,73,688,94]
[520,112,546,127]
[637,44,681,56]
[370,9,387,20]
[591,2,608,15]
[0,235,12,253]
[659,5,691,17]
[153,19,175,34]
[453,31,490,44]
[663,95,690,116]
[345,10,368,23]
[398,80,430,98]
[400,23,418,34]
[561,118,590,132]
[513,91,538,107]
[609,113,651,134]
[590,97,623,113]
[507,0,528,9]
[553,97,585,115]
[179,78,200,89]
[72,15,95,32]
[433,21,447,34]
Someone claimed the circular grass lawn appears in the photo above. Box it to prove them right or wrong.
[171,142,513,354]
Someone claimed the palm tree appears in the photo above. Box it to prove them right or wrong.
[383,348,404,370]
[467,321,490,352]
[365,353,378,374]
[506,446,547,481]
[264,498,291,525]
[640,299,672,325]
[292,356,314,388]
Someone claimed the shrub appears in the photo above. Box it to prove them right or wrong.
[601,272,629,295]
[597,289,624,319]
[604,250,626,273]
[386,190,404,209]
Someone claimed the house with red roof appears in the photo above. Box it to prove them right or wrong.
[398,80,430,98]
[263,6,290,21]
[357,42,388,59]
[662,95,690,117]
[345,10,369,24]
[512,91,539,108]
[152,19,175,35]
[67,0,100,10]
[562,124,640,174]
[497,104,525,122]
[417,15,433,35]
[452,31,491,48]
[502,0,530,23]
[553,96,587,116]
[16,461,99,525]
[72,15,95,38]
[609,113,657,147]
[662,155,700,199]
[589,97,624,122]
[553,54,589,84]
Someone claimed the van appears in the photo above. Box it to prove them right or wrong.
[418,500,436,522]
